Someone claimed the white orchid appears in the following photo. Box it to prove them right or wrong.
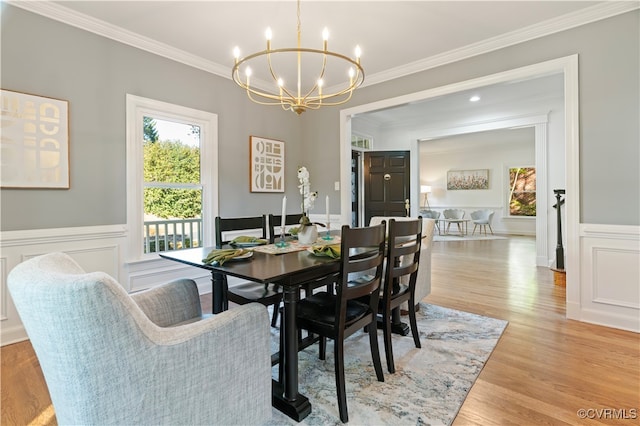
[297,166,319,227]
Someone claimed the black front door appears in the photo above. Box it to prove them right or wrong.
[363,151,410,225]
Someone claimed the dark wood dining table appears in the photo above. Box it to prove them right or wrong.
[159,244,341,421]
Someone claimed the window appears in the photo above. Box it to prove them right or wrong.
[126,95,218,260]
[508,167,536,216]
[351,134,372,150]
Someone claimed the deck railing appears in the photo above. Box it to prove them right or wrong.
[144,218,202,253]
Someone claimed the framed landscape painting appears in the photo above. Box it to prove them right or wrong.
[447,169,489,190]
[250,136,284,192]
[1,89,70,189]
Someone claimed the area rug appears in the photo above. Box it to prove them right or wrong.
[433,234,508,242]
[266,303,508,426]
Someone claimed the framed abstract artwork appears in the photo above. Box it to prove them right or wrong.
[249,136,284,192]
[447,169,489,190]
[1,89,70,189]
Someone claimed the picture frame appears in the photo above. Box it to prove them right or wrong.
[249,135,284,192]
[447,169,489,190]
[1,89,70,189]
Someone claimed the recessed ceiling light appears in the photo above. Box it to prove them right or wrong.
[469,95,481,102]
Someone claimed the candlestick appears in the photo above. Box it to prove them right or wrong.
[322,195,333,240]
[276,196,289,248]
[281,196,287,229]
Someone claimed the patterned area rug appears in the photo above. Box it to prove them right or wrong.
[266,303,508,426]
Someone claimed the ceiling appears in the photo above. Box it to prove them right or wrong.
[13,1,632,123]
[32,1,611,88]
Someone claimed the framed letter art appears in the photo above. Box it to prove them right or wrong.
[250,136,284,192]
[1,89,70,189]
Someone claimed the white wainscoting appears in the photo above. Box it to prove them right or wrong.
[576,224,640,332]
[3,219,636,345]
[0,225,127,345]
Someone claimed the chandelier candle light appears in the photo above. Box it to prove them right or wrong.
[232,0,364,115]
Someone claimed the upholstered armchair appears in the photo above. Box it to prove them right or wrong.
[368,216,436,310]
[8,252,272,426]
[470,209,495,235]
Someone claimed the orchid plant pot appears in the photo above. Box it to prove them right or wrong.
[297,224,318,245]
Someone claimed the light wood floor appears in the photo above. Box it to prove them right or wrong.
[2,236,638,425]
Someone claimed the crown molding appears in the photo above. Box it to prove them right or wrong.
[6,0,230,80]
[8,1,639,90]
[361,1,639,89]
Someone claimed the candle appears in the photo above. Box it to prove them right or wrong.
[326,195,330,228]
[281,196,287,229]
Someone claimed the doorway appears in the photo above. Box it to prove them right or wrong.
[339,55,579,319]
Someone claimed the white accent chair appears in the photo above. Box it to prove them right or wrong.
[470,209,495,235]
[420,209,441,234]
[8,252,273,425]
[369,216,436,310]
[442,208,466,235]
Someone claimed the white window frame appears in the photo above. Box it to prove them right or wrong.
[506,165,537,219]
[126,94,218,262]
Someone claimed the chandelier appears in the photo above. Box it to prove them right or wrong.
[232,0,364,115]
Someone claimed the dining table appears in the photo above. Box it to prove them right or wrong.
[159,241,341,421]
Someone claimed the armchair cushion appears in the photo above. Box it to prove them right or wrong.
[8,252,272,426]
[131,278,204,327]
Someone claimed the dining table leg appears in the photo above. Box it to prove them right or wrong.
[272,285,311,421]
[210,271,226,314]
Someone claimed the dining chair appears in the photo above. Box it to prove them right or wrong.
[293,222,386,423]
[379,218,423,373]
[267,213,304,243]
[470,209,494,235]
[215,215,282,326]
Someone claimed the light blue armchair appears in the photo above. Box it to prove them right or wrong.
[8,252,272,425]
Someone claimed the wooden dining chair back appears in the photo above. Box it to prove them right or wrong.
[215,216,281,326]
[215,215,267,247]
[294,222,387,423]
[380,218,423,373]
[269,213,337,298]
[267,213,303,243]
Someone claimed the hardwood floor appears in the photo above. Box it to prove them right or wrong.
[1,236,638,425]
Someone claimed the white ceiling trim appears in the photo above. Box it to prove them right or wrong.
[365,2,639,88]
[8,1,639,91]
[6,0,230,80]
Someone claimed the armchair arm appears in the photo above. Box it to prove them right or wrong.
[131,278,202,327]
[137,303,273,425]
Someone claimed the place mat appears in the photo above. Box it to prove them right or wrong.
[252,237,341,255]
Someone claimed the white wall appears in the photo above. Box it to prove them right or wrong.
[419,128,536,235]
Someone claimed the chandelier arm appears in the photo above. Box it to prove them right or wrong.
[306,88,355,108]
[298,51,328,104]
[235,70,362,106]
[303,72,364,104]
[246,89,295,107]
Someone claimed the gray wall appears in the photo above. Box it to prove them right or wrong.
[2,6,639,231]
[1,5,303,231]
[302,10,640,226]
